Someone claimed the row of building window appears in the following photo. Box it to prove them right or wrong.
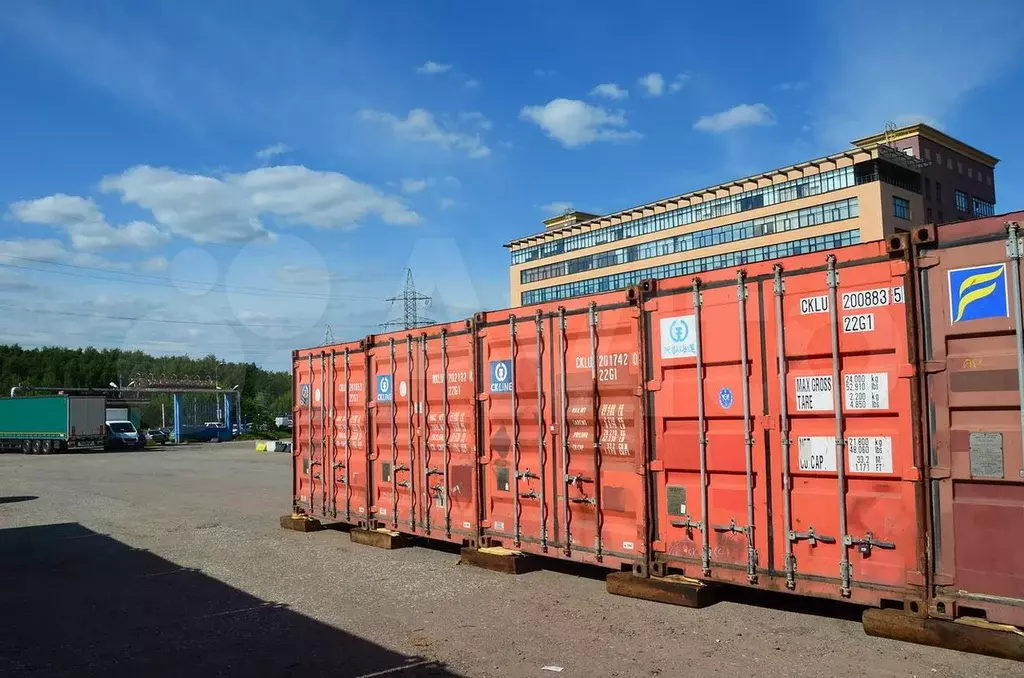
[520,197,860,285]
[510,165,857,265]
[520,230,861,305]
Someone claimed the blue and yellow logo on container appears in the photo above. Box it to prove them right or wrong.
[947,263,1009,323]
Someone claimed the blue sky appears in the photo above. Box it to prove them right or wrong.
[1,0,1023,370]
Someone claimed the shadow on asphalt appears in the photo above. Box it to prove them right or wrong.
[0,522,463,677]
[0,496,37,504]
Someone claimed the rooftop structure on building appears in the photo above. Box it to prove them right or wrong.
[506,123,999,307]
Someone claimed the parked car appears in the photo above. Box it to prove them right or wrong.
[106,421,143,450]
[144,428,169,445]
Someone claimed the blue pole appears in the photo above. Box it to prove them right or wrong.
[173,393,182,445]
[224,393,233,440]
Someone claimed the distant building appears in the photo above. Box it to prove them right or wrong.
[506,123,998,306]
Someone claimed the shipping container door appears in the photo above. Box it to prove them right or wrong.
[332,346,367,524]
[368,338,418,531]
[420,328,479,543]
[552,302,646,565]
[293,352,331,517]
[921,229,1024,625]
[649,273,769,581]
[478,311,553,551]
[766,254,919,600]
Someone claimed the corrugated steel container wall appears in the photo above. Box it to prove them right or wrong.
[647,236,926,607]
[913,212,1024,627]
[475,289,649,570]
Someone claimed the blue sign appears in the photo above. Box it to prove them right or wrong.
[718,387,734,409]
[490,360,513,394]
[948,263,1009,323]
[376,375,393,402]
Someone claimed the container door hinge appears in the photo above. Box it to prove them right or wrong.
[646,379,662,392]
[924,360,946,374]
[649,460,664,472]
[897,363,916,379]
[916,254,940,270]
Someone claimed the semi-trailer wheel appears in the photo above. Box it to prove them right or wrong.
[41,440,53,455]
[21,439,31,454]
[31,440,42,455]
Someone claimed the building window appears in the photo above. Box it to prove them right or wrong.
[926,207,933,223]
[923,177,931,198]
[968,167,973,179]
[938,210,944,222]
[955,190,969,213]
[924,148,931,160]
[936,152,942,164]
[947,158,953,169]
[521,231,861,304]
[973,197,995,217]
[893,196,911,220]
[936,182,943,203]
[958,161,963,174]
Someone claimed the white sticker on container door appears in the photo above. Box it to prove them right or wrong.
[847,436,894,474]
[844,373,889,410]
[794,375,834,411]
[660,315,697,359]
[798,437,837,471]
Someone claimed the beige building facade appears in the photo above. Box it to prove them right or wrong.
[506,125,996,307]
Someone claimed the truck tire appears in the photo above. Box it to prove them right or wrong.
[21,439,31,455]
[41,440,53,455]
[30,440,42,455]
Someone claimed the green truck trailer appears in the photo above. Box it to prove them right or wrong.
[0,395,107,454]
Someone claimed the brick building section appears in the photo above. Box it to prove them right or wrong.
[852,124,998,225]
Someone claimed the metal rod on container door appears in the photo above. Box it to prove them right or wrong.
[510,315,521,546]
[442,330,451,537]
[589,301,603,560]
[559,307,571,555]
[737,270,757,583]
[1006,222,1024,478]
[421,335,431,535]
[329,351,337,518]
[390,338,398,528]
[407,337,415,529]
[320,352,327,517]
[307,354,314,514]
[773,266,797,589]
[693,279,711,576]
[826,254,852,597]
[536,310,548,550]
[344,348,351,521]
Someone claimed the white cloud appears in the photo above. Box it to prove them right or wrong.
[589,83,628,100]
[893,113,943,129]
[638,73,665,97]
[0,237,128,270]
[359,108,491,159]
[99,164,419,244]
[443,176,461,189]
[439,198,455,210]
[519,99,642,148]
[255,143,291,160]
[138,255,169,272]
[459,111,492,130]
[464,79,480,88]
[694,103,776,133]
[416,61,452,74]
[774,81,807,92]
[401,178,429,194]
[669,73,690,93]
[9,193,169,251]
[541,201,574,215]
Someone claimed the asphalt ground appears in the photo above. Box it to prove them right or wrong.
[0,441,1019,677]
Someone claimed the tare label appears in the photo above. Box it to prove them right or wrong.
[798,436,894,474]
[844,372,889,410]
[794,375,834,411]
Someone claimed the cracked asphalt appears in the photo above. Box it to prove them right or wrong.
[0,441,1018,677]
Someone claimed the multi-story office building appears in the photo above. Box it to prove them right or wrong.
[506,124,998,306]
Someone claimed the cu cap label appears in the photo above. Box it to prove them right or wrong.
[490,360,513,394]
[376,375,393,402]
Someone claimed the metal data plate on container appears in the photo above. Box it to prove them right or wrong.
[968,432,1003,478]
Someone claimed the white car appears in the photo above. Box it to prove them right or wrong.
[106,420,143,450]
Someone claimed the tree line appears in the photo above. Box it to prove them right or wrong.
[0,345,291,430]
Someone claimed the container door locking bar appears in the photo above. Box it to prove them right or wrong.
[844,531,895,556]
[773,266,798,589]
[692,279,712,576]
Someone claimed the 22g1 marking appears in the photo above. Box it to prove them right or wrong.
[843,313,875,333]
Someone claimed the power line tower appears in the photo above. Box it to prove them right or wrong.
[381,269,433,331]
[322,324,334,345]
